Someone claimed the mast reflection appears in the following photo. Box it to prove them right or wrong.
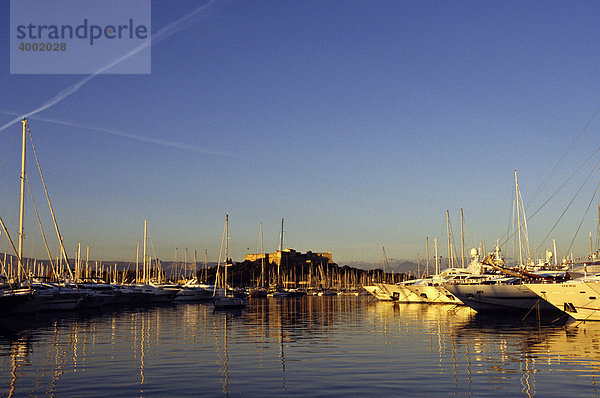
[2,297,600,396]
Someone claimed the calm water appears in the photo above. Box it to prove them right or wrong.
[1,295,599,397]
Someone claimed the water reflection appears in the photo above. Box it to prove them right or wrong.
[2,297,600,396]
[531,320,600,384]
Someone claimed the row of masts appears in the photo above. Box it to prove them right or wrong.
[5,121,213,285]
[0,119,422,289]
[0,251,160,284]
[170,247,210,282]
[13,120,598,289]
[1,216,211,285]
[415,170,600,277]
[409,209,468,279]
[252,261,395,290]
[0,248,215,285]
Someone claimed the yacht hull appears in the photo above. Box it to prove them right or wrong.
[363,284,394,301]
[445,284,557,313]
[406,285,461,304]
[383,284,424,303]
[526,282,600,321]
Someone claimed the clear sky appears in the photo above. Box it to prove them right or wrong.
[2,0,600,266]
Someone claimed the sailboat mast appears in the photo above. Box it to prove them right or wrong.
[143,219,147,283]
[175,247,179,280]
[446,210,452,268]
[460,208,465,268]
[280,218,284,251]
[185,248,188,279]
[597,204,600,253]
[204,248,208,282]
[278,217,283,287]
[77,242,81,281]
[135,239,139,284]
[225,214,229,290]
[515,170,523,267]
[18,119,27,279]
[434,238,439,275]
[382,247,387,283]
[260,222,265,288]
[425,236,430,277]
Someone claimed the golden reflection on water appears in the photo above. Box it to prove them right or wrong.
[531,321,600,375]
[4,297,600,396]
[213,311,230,396]
[363,302,581,397]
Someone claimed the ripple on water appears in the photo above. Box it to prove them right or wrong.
[1,297,600,396]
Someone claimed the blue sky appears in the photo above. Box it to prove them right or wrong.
[2,0,600,266]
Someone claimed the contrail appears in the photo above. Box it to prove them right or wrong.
[0,109,235,157]
[0,0,225,133]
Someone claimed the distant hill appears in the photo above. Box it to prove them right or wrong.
[344,258,481,277]
[344,259,422,276]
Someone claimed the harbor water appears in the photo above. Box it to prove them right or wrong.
[1,295,599,397]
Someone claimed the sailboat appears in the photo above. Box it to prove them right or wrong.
[0,119,35,314]
[1,119,84,314]
[213,214,247,309]
[249,222,268,298]
[446,171,565,314]
[129,220,178,303]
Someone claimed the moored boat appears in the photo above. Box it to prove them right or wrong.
[212,215,247,310]
[268,291,289,298]
[0,287,34,316]
[526,276,600,321]
[213,295,247,309]
[362,284,394,301]
[174,284,213,301]
[445,280,558,313]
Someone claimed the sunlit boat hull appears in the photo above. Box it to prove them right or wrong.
[526,282,600,321]
[445,284,557,313]
[406,285,461,304]
[363,284,393,301]
[384,284,424,303]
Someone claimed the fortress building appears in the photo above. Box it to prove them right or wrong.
[244,248,333,266]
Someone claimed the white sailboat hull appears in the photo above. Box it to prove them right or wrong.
[174,287,212,301]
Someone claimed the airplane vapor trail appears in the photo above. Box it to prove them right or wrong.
[0,0,224,133]
[0,109,235,157]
